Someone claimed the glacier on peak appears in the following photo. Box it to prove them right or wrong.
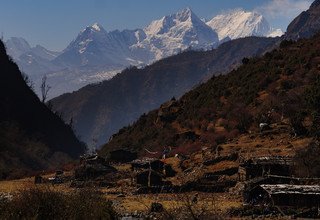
[91,23,102,32]
[142,8,219,59]
[206,9,281,40]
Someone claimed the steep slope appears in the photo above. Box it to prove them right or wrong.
[51,36,278,147]
[286,0,320,40]
[0,40,85,179]
[206,9,283,40]
[100,33,320,157]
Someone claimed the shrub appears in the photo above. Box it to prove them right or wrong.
[280,40,294,48]
[0,187,117,220]
[294,141,320,177]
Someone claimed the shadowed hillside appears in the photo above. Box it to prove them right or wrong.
[0,40,86,179]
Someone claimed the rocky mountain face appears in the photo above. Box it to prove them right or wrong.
[50,36,278,147]
[285,0,320,40]
[206,9,283,40]
[0,40,85,179]
[6,8,281,98]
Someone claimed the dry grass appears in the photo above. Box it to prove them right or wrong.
[113,163,132,172]
[205,161,239,173]
[103,192,242,215]
[220,129,313,160]
[0,177,34,193]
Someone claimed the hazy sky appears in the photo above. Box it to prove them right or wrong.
[0,0,313,51]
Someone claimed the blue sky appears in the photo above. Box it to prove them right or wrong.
[0,0,313,51]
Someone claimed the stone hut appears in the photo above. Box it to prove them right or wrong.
[239,156,293,180]
[245,184,320,208]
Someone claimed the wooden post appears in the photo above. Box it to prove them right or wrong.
[148,161,151,187]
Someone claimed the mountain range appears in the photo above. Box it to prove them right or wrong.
[6,8,281,98]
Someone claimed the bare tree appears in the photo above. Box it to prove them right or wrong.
[40,76,51,103]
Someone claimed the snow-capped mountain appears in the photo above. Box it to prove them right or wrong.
[206,9,283,40]
[140,7,219,59]
[5,37,61,83]
[54,23,149,68]
[46,8,220,98]
[55,8,219,69]
[5,37,31,58]
[6,37,60,62]
[7,8,283,99]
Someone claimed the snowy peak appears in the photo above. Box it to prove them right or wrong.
[5,37,59,62]
[145,7,214,36]
[143,7,219,59]
[81,23,106,34]
[80,23,108,38]
[6,37,31,58]
[175,7,195,22]
[206,9,282,40]
[65,23,109,55]
[91,23,103,32]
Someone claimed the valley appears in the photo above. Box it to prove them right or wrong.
[1,0,320,219]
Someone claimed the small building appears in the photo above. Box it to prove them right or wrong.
[245,184,320,208]
[131,158,164,173]
[80,154,108,166]
[239,156,293,180]
[34,175,43,184]
[108,149,137,163]
[76,154,117,180]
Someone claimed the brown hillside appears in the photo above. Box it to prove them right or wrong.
[100,33,320,158]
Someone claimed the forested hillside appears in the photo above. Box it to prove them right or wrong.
[100,34,320,157]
